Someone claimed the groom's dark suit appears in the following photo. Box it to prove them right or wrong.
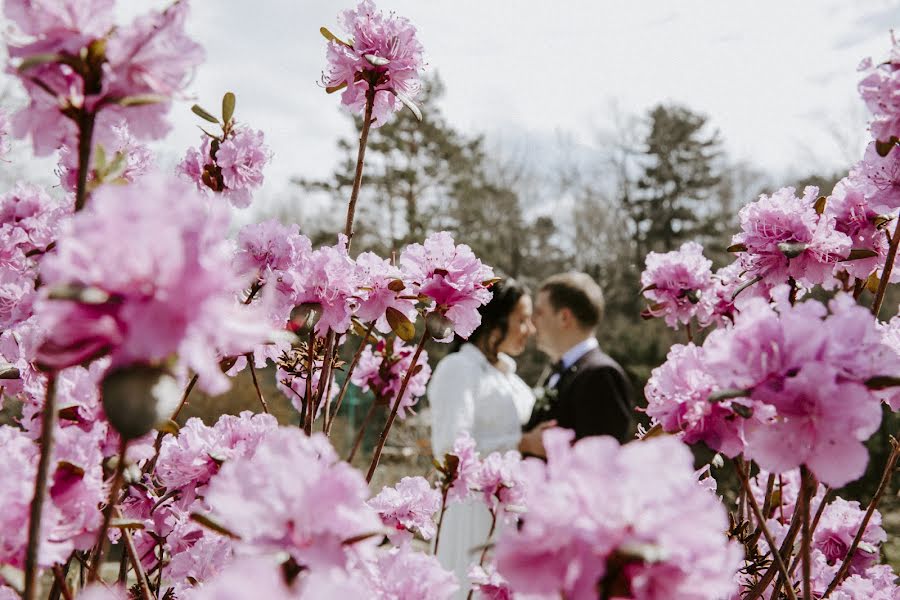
[525,346,633,443]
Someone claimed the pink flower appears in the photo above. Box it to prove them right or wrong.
[323,0,426,126]
[472,450,526,516]
[204,428,380,569]
[445,431,481,504]
[468,563,513,600]
[177,127,271,209]
[856,142,900,213]
[34,176,272,394]
[356,546,459,600]
[399,232,494,340]
[494,430,741,600]
[58,121,153,192]
[732,186,851,290]
[645,342,748,458]
[0,183,68,258]
[351,338,431,419]
[75,586,129,600]
[166,534,234,596]
[826,175,895,282]
[813,497,886,575]
[355,251,417,334]
[276,360,338,419]
[368,476,441,544]
[233,219,311,283]
[640,241,714,328]
[288,235,361,335]
[832,564,900,600]
[858,36,900,143]
[182,557,295,600]
[4,0,113,40]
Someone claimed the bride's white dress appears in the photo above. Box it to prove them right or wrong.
[428,343,535,599]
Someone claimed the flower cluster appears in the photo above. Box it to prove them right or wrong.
[351,337,431,418]
[494,430,741,600]
[323,0,426,126]
[858,36,900,143]
[640,241,714,328]
[368,476,441,545]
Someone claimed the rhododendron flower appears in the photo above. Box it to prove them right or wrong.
[178,127,271,208]
[355,251,417,333]
[832,564,900,600]
[0,183,68,259]
[288,235,361,335]
[814,497,887,575]
[858,35,900,143]
[182,557,295,600]
[323,0,426,126]
[204,428,380,569]
[356,545,459,600]
[732,186,851,289]
[351,337,431,418]
[472,450,526,516]
[368,476,441,544]
[640,241,714,328]
[58,121,153,192]
[34,176,272,394]
[826,175,895,282]
[494,430,741,600]
[444,431,481,503]
[856,142,900,213]
[469,563,513,600]
[233,219,311,285]
[399,231,494,340]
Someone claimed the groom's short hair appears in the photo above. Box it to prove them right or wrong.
[539,272,605,330]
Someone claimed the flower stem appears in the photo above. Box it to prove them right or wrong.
[326,322,375,435]
[346,399,378,463]
[432,487,449,556]
[87,437,129,583]
[305,330,316,435]
[24,372,58,600]
[735,461,798,600]
[51,563,73,600]
[246,353,268,413]
[823,437,900,598]
[343,83,376,250]
[114,507,153,600]
[872,225,900,318]
[800,466,814,600]
[74,112,96,212]
[365,334,428,483]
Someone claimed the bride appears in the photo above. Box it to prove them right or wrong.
[428,278,537,598]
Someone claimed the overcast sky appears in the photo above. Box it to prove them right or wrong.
[8,1,900,219]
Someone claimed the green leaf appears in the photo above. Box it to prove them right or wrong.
[814,195,827,214]
[386,306,416,342]
[0,364,20,380]
[777,241,807,259]
[222,92,236,124]
[639,283,658,294]
[320,26,351,47]
[93,144,107,172]
[865,376,900,390]
[393,89,422,121]
[708,388,751,403]
[118,94,168,107]
[726,243,747,253]
[191,104,220,124]
[109,518,145,530]
[104,152,128,180]
[387,279,406,292]
[16,53,64,72]
[875,138,897,157]
[842,248,879,261]
[189,513,241,539]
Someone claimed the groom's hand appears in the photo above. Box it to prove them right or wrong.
[518,420,557,458]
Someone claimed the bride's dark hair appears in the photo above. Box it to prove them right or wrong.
[449,277,528,363]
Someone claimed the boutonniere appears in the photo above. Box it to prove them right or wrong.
[532,385,559,414]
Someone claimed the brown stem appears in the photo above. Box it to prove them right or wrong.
[343,83,376,250]
[74,111,96,212]
[736,461,798,600]
[789,488,834,577]
[873,225,900,318]
[346,400,378,463]
[767,503,805,600]
[684,320,693,344]
[51,564,73,600]
[312,330,336,426]
[366,334,428,483]
[305,330,316,435]
[114,507,153,600]
[246,353,268,413]
[169,373,199,423]
[24,372,58,600]
[87,437,129,583]
[746,472,777,550]
[478,510,498,566]
[800,466,814,600]
[327,323,376,435]
[823,438,900,598]
[144,373,198,477]
[432,487,450,556]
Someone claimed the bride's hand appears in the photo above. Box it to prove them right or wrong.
[518,420,557,458]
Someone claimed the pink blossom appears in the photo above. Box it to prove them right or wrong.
[832,564,900,600]
[4,0,113,40]
[276,361,338,419]
[878,314,900,410]
[645,342,748,458]
[858,36,900,142]
[356,545,459,600]
[813,497,886,575]
[494,430,741,600]
[204,428,380,569]
[34,176,272,394]
[233,219,311,284]
[640,241,714,328]
[368,476,441,544]
[351,338,431,419]
[0,183,68,259]
[58,121,153,192]
[468,563,513,600]
[181,557,295,600]
[323,0,426,126]
[288,235,361,335]
[177,127,271,208]
[732,186,851,289]
[166,534,234,596]
[826,175,895,282]
[445,431,481,504]
[355,251,417,333]
[75,586,129,600]
[472,450,526,516]
[399,231,494,340]
[856,142,900,213]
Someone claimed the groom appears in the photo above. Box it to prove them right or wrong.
[519,272,633,457]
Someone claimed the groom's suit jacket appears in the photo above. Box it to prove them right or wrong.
[524,347,633,443]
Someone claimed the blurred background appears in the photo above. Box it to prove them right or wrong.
[2,0,900,566]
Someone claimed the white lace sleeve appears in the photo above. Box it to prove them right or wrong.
[428,354,476,458]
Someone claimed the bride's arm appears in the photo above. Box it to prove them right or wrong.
[428,356,476,458]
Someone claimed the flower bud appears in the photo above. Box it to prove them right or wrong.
[425,311,453,341]
[288,302,323,334]
[101,365,179,439]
